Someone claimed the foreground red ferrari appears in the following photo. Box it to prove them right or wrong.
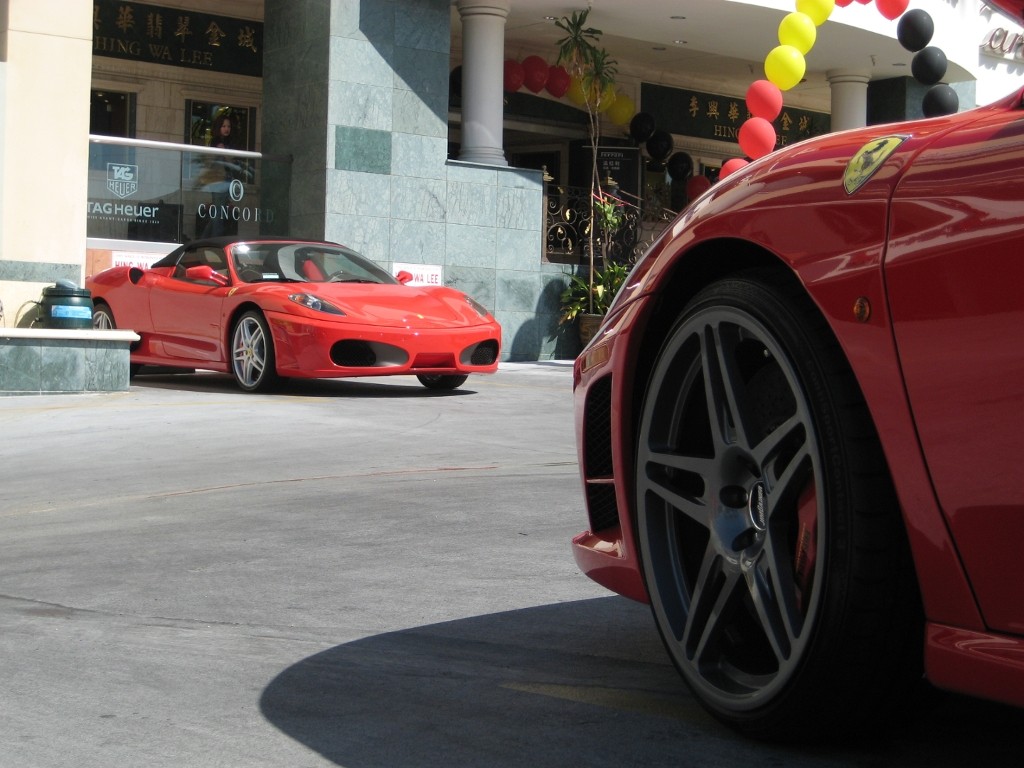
[87,237,501,391]
[571,2,1024,740]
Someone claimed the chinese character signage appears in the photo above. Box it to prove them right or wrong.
[93,0,262,77]
[641,83,830,150]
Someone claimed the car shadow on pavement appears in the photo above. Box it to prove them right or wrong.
[131,371,476,398]
[259,597,1022,768]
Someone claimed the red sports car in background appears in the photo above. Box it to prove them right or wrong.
[571,0,1024,740]
[87,237,501,392]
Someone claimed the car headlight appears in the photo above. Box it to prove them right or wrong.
[289,293,346,315]
[465,296,491,318]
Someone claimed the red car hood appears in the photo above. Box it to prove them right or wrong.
[291,283,490,328]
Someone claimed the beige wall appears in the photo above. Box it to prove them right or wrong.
[0,1,92,325]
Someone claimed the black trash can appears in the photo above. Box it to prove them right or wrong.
[39,283,94,330]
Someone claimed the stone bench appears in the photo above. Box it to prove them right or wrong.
[0,328,140,395]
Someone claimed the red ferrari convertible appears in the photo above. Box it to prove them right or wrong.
[571,1,1024,739]
[87,237,501,391]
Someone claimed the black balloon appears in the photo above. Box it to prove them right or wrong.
[897,9,934,53]
[646,130,674,162]
[666,152,693,181]
[912,46,947,86]
[629,112,656,143]
[923,84,959,118]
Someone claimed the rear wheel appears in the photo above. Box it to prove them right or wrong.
[92,303,115,330]
[231,311,282,392]
[634,272,920,740]
[93,303,140,378]
[417,374,468,390]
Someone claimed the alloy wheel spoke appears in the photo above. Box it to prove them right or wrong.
[645,466,711,527]
[747,542,801,665]
[684,548,742,664]
[642,448,716,526]
[700,322,755,452]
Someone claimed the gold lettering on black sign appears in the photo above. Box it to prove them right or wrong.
[92,0,262,76]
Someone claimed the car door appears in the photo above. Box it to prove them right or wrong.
[148,245,231,364]
[885,102,1024,635]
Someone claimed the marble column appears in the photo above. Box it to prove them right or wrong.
[456,0,509,165]
[827,70,871,132]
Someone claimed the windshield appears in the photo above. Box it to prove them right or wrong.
[231,242,397,285]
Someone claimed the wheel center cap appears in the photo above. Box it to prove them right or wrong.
[748,480,768,532]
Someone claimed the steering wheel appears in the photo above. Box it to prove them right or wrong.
[238,267,263,283]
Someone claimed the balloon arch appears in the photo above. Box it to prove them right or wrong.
[495,1,952,191]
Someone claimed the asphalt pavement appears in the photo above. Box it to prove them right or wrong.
[0,363,1020,767]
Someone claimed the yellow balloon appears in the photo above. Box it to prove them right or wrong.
[764,45,806,91]
[795,0,834,26]
[778,12,816,55]
[607,92,636,125]
[596,83,617,113]
[567,76,586,106]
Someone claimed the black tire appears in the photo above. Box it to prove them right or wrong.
[634,271,921,740]
[230,310,282,393]
[417,374,468,390]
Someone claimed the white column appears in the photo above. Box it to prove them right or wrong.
[456,0,509,166]
[827,70,871,132]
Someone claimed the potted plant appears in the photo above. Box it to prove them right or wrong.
[555,10,620,316]
[559,261,629,346]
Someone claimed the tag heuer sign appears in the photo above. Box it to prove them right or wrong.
[107,163,139,199]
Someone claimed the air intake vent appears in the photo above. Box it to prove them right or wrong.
[584,375,613,477]
[470,340,499,365]
[586,482,619,532]
[332,340,376,367]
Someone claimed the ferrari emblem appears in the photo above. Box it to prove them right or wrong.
[843,136,908,195]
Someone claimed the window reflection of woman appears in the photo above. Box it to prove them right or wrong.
[210,113,234,150]
[201,113,238,238]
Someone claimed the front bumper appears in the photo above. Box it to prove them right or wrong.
[266,311,501,379]
[570,299,650,603]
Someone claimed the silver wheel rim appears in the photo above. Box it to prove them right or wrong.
[232,316,267,388]
[637,304,825,713]
[93,310,113,330]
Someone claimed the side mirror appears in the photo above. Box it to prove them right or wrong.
[185,265,229,286]
[396,270,413,285]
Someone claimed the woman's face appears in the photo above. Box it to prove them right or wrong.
[218,120,232,137]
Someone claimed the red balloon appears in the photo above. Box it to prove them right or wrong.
[720,158,749,179]
[835,0,854,6]
[503,59,524,92]
[876,0,909,19]
[546,65,570,98]
[522,55,549,93]
[738,117,777,160]
[856,0,872,4]
[746,80,783,121]
[686,175,712,199]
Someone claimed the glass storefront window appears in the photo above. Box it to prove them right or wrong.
[87,136,290,244]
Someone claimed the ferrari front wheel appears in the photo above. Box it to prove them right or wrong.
[231,311,282,392]
[417,374,468,390]
[635,272,920,740]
